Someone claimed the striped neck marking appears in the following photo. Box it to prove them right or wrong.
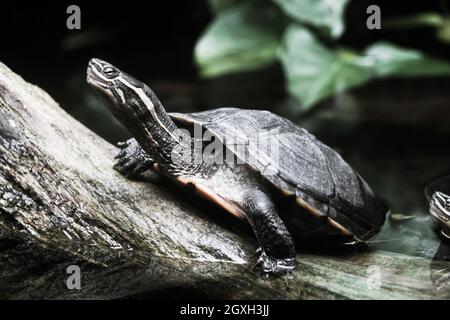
[117,77,181,144]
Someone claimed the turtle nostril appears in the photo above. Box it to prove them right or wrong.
[89,58,98,68]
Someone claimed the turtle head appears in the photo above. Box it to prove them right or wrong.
[87,58,159,121]
[87,58,185,166]
[430,191,450,238]
[87,58,135,95]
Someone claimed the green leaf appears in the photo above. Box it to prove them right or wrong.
[278,26,450,109]
[437,18,450,44]
[278,25,373,109]
[365,42,450,77]
[384,13,450,45]
[384,12,444,29]
[195,2,285,78]
[272,0,349,38]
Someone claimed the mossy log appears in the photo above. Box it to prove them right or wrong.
[0,62,448,299]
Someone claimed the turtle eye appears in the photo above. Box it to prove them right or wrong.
[103,67,119,78]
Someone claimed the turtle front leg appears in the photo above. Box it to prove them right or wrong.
[114,138,154,177]
[243,190,296,276]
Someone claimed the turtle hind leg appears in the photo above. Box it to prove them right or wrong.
[114,138,154,177]
[242,189,296,276]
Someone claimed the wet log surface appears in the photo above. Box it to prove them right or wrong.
[0,61,449,299]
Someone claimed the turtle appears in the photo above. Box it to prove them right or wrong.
[86,58,389,275]
[425,176,450,240]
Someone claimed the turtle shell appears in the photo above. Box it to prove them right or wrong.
[170,108,388,241]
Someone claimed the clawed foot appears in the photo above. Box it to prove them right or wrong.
[252,247,296,277]
[114,139,153,177]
